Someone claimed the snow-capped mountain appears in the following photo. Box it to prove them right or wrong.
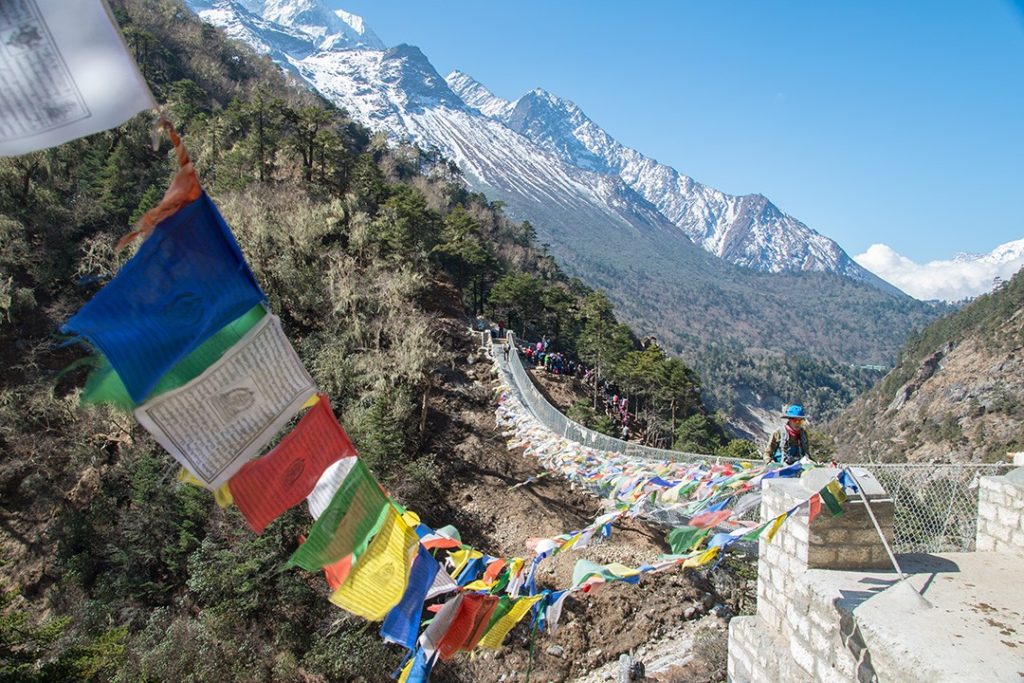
[448,73,885,286]
[186,0,890,291]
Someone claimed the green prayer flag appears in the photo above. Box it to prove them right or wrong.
[82,304,266,410]
[288,459,390,571]
[819,481,846,517]
[483,595,513,633]
[666,525,711,555]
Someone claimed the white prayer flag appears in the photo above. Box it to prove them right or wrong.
[135,315,317,490]
[0,0,156,157]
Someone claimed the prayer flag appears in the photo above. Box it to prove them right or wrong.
[420,594,463,658]
[229,394,355,533]
[329,507,419,621]
[398,647,436,683]
[477,594,545,650]
[688,509,732,529]
[807,493,822,522]
[82,304,266,410]
[381,544,441,650]
[64,192,265,403]
[307,457,359,519]
[544,590,571,635]
[134,314,315,489]
[763,512,788,542]
[322,554,352,591]
[289,459,390,571]
[682,546,720,568]
[666,525,711,555]
[572,560,641,587]
[0,0,156,157]
[820,480,848,516]
[435,593,500,661]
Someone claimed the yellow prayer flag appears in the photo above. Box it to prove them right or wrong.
[682,546,719,568]
[556,532,583,555]
[477,595,545,650]
[763,513,788,543]
[329,507,418,621]
[448,548,482,578]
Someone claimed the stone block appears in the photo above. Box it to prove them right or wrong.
[789,636,816,676]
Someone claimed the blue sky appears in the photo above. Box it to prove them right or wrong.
[334,1,1023,265]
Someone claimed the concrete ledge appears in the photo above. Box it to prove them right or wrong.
[854,552,1024,682]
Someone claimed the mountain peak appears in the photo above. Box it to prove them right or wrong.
[445,70,512,118]
[236,0,385,51]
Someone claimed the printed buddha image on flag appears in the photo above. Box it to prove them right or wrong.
[63,192,265,403]
[229,393,356,533]
[0,0,156,157]
[134,314,316,489]
[328,506,419,621]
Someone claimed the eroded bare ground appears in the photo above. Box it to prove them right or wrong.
[415,342,755,682]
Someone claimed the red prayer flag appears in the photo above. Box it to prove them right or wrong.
[688,509,733,529]
[229,394,356,533]
[483,558,507,584]
[808,494,822,523]
[323,554,353,591]
[436,594,500,661]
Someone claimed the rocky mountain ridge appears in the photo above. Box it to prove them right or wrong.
[188,0,890,290]
[827,267,1024,463]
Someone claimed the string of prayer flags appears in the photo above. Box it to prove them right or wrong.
[228,394,355,533]
[289,458,390,572]
[329,506,419,621]
[0,0,156,157]
[82,304,267,410]
[63,192,266,404]
[381,545,442,650]
[134,314,316,490]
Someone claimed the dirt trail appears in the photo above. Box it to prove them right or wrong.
[417,341,743,682]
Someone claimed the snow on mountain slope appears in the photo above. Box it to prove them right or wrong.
[186,0,901,296]
[453,83,889,288]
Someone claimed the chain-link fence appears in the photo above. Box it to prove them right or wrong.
[485,329,1016,553]
[843,463,1011,553]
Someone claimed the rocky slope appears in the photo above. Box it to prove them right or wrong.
[827,269,1024,464]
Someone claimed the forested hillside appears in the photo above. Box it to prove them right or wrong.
[0,0,745,680]
[827,267,1024,464]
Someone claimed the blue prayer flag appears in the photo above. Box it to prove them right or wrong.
[381,545,440,650]
[63,193,264,402]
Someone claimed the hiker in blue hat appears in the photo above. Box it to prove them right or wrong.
[765,404,811,464]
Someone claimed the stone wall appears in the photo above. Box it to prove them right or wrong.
[975,454,1024,556]
[728,468,894,683]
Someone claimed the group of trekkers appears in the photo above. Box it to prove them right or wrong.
[488,319,813,461]
[505,335,641,442]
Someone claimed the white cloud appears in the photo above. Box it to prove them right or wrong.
[854,240,1024,302]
